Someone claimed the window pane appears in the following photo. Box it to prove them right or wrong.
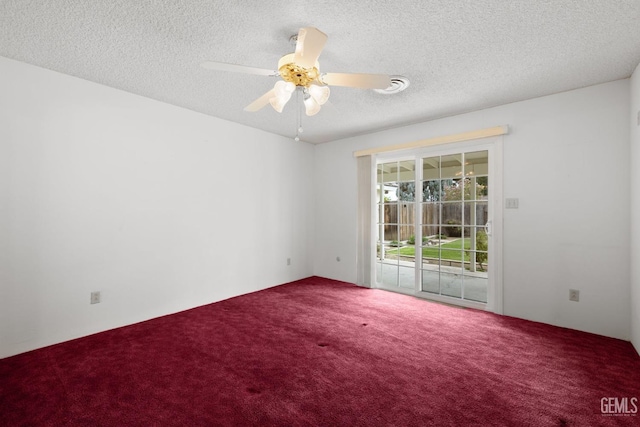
[464,151,488,178]
[382,186,397,203]
[423,156,440,181]
[423,179,440,202]
[399,266,414,289]
[399,160,415,179]
[422,269,440,294]
[381,162,397,185]
[422,251,440,266]
[422,225,440,241]
[397,182,415,201]
[442,179,462,201]
[440,269,463,298]
[421,243,440,263]
[478,176,488,199]
[461,226,473,240]
[399,225,414,242]
[464,202,489,227]
[383,202,398,224]
[441,225,462,239]
[463,245,488,303]
[398,161,415,203]
[421,202,441,226]
[381,263,398,287]
[399,202,414,225]
[442,202,462,227]
[463,178,477,201]
[466,250,488,273]
[424,233,445,246]
[440,249,464,266]
[384,224,398,241]
[440,154,462,180]
[463,273,487,302]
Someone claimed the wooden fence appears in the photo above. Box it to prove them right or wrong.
[380,203,487,241]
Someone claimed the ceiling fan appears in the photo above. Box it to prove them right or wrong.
[201,27,391,117]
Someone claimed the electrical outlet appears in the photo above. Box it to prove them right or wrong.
[90,291,101,304]
[287,258,291,266]
[569,289,579,302]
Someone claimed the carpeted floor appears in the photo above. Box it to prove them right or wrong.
[1,276,639,426]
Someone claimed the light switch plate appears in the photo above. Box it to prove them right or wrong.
[505,198,519,209]
[90,291,101,304]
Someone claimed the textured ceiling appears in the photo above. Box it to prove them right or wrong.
[1,1,640,144]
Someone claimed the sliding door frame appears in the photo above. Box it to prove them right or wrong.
[373,136,504,314]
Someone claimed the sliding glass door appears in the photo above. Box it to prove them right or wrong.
[420,150,489,303]
[375,140,501,311]
[376,160,416,290]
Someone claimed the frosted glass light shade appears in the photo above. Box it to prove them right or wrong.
[269,81,296,113]
[308,84,330,105]
[304,96,321,116]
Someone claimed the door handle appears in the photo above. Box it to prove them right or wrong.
[484,220,492,236]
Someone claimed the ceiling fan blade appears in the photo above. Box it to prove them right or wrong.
[321,72,391,89]
[244,89,276,112]
[294,27,328,69]
[200,61,278,77]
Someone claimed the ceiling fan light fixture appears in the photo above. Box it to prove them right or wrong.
[308,84,330,105]
[304,96,321,116]
[269,81,296,112]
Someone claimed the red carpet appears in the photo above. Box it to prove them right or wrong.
[1,277,639,426]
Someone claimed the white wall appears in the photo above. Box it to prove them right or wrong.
[0,57,315,358]
[2,54,635,358]
[314,80,631,340]
[631,63,640,354]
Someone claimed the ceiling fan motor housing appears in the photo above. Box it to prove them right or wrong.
[278,53,319,87]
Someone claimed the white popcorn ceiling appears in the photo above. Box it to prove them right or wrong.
[1,1,639,144]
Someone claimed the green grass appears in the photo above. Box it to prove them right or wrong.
[387,238,471,261]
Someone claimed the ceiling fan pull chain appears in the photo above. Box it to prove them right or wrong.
[295,88,302,142]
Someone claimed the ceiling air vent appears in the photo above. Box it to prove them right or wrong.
[374,75,410,95]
